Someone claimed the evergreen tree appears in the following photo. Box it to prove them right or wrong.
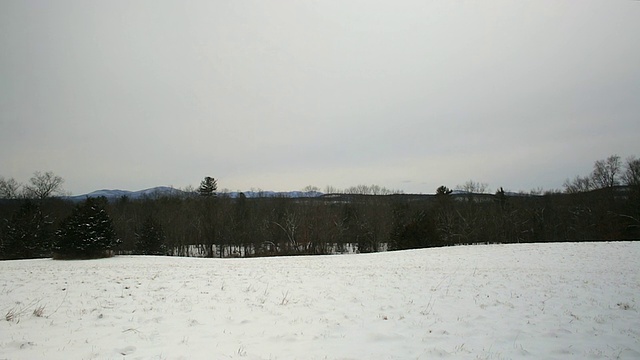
[135,216,166,255]
[198,177,218,197]
[395,210,440,250]
[436,185,453,196]
[53,197,120,259]
[495,187,507,210]
[1,200,52,259]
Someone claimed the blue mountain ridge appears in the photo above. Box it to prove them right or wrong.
[66,187,324,201]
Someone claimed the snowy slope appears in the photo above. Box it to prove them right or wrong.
[1,242,639,359]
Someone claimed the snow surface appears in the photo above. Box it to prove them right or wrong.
[1,242,639,359]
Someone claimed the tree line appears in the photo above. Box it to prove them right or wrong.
[1,155,638,260]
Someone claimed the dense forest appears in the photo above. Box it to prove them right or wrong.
[1,155,638,260]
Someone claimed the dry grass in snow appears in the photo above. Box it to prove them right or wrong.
[1,242,639,359]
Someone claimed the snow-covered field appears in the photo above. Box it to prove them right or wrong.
[1,242,639,360]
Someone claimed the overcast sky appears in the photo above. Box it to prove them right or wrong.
[1,0,639,195]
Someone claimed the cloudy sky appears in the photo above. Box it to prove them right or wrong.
[1,1,639,195]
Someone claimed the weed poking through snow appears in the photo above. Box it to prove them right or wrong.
[617,302,634,310]
[5,307,17,322]
[4,299,46,322]
[33,305,45,317]
[280,290,290,305]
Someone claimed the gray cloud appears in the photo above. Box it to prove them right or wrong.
[1,0,639,195]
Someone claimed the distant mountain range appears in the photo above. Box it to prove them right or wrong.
[66,187,324,202]
[65,187,539,203]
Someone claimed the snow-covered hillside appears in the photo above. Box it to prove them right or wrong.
[1,242,638,359]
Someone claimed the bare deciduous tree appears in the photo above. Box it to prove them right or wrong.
[591,155,621,188]
[0,177,22,199]
[272,210,300,253]
[622,156,640,187]
[302,185,320,193]
[456,180,489,194]
[563,175,593,194]
[324,185,341,194]
[23,171,66,199]
[344,184,401,195]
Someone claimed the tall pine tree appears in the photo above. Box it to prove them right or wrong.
[198,176,218,197]
[1,200,52,259]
